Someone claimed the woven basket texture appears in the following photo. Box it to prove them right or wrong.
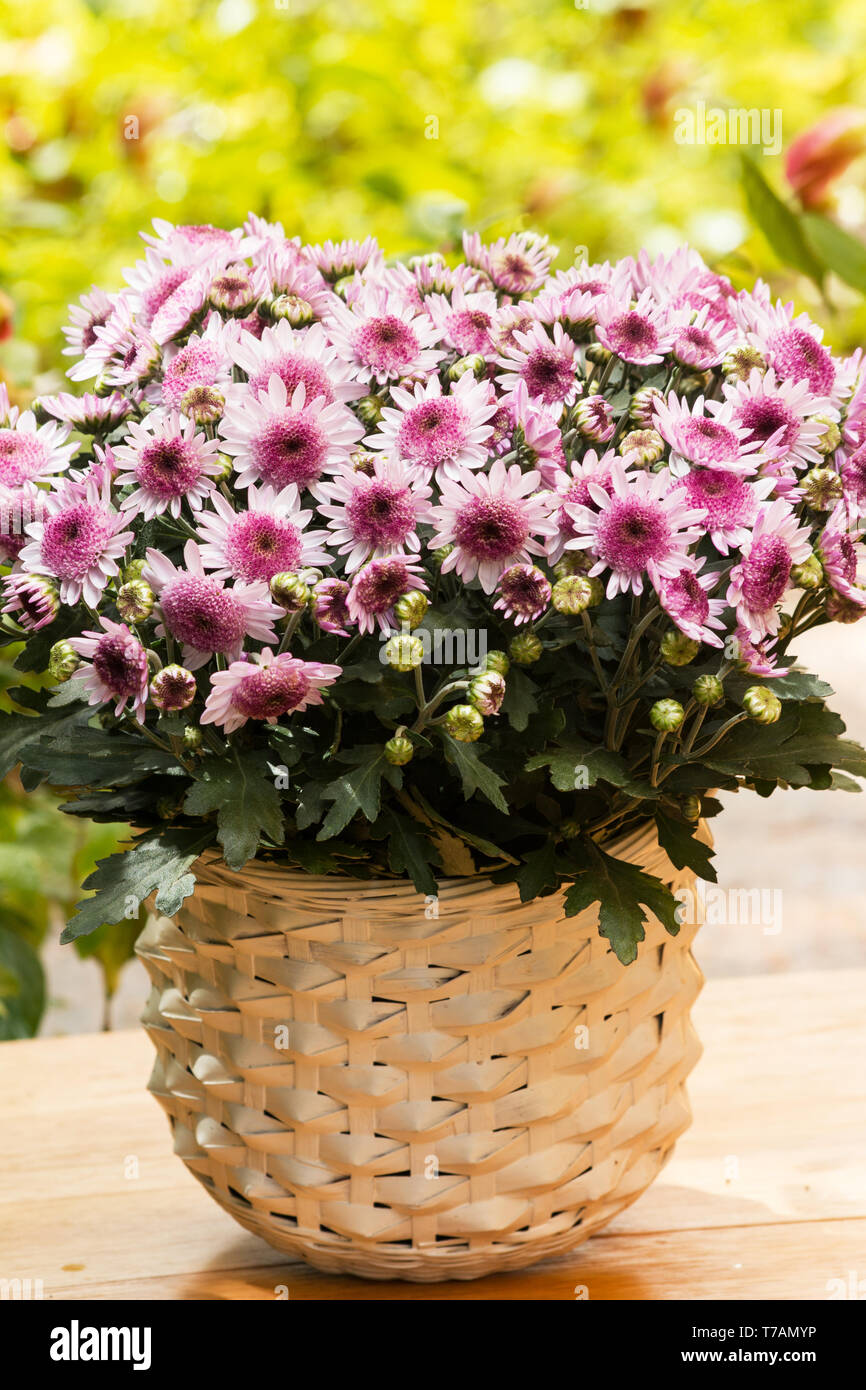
[136,821,705,1281]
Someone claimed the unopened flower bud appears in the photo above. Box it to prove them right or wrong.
[117,579,154,623]
[351,450,378,476]
[678,370,712,394]
[270,572,310,612]
[213,453,234,482]
[629,386,664,427]
[650,698,685,732]
[384,735,414,766]
[209,268,256,315]
[791,554,824,590]
[122,558,146,583]
[485,649,510,676]
[722,345,766,381]
[552,574,596,615]
[384,632,425,671]
[679,794,701,823]
[813,415,842,456]
[151,664,197,712]
[574,394,615,444]
[585,342,612,366]
[447,354,486,381]
[444,704,484,742]
[660,629,700,666]
[183,725,204,752]
[468,670,506,716]
[181,385,225,425]
[432,543,453,564]
[333,275,355,300]
[268,293,314,327]
[621,428,665,467]
[356,395,384,426]
[48,640,81,683]
[394,590,428,629]
[693,673,724,707]
[553,551,591,579]
[509,632,543,665]
[801,466,842,510]
[742,685,782,724]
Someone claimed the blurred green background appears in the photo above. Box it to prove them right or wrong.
[2,0,866,1033]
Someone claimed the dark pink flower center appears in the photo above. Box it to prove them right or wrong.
[233,665,310,720]
[248,356,334,404]
[596,497,671,574]
[346,481,416,545]
[354,315,419,374]
[522,347,575,404]
[768,328,835,396]
[41,504,114,579]
[92,632,147,698]
[161,575,248,652]
[684,469,754,529]
[136,439,205,499]
[736,397,798,448]
[453,495,530,561]
[224,512,303,582]
[252,413,327,489]
[352,560,412,613]
[741,535,791,612]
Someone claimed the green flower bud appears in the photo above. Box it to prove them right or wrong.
[660,629,700,666]
[801,467,842,511]
[585,342,612,366]
[509,632,543,666]
[351,449,378,476]
[629,386,664,427]
[742,685,782,724]
[384,735,414,766]
[117,579,154,623]
[791,554,824,590]
[447,354,486,381]
[812,415,842,456]
[356,395,384,426]
[180,385,225,425]
[620,428,666,467]
[679,794,701,824]
[468,670,506,716]
[678,370,712,394]
[213,453,233,483]
[650,698,685,732]
[394,590,428,630]
[268,292,315,327]
[384,632,425,671]
[48,640,81,683]
[552,574,596,615]
[553,551,591,579]
[183,725,204,752]
[270,572,310,613]
[333,274,355,300]
[151,665,197,712]
[722,345,766,381]
[123,558,147,583]
[693,673,724,707]
[444,704,484,742]
[432,543,453,564]
[484,649,510,676]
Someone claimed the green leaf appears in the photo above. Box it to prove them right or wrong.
[0,700,91,780]
[282,839,368,874]
[655,810,717,883]
[318,746,397,839]
[61,829,209,943]
[0,927,45,1040]
[526,740,656,797]
[563,839,680,965]
[501,668,539,732]
[801,212,866,293]
[184,752,285,870]
[381,809,440,895]
[516,840,560,902]
[294,780,327,830]
[740,155,824,284]
[405,786,517,863]
[442,735,509,813]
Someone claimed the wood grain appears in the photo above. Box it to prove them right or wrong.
[1,966,863,1301]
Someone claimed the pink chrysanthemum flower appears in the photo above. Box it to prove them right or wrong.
[195,483,331,583]
[734,625,790,678]
[574,394,616,444]
[738,296,839,399]
[818,508,866,606]
[671,305,737,370]
[62,286,116,361]
[313,577,354,636]
[425,286,498,356]
[841,444,866,517]
[230,320,361,405]
[141,218,245,263]
[493,564,552,624]
[114,413,223,520]
[595,290,674,366]
[201,647,341,733]
[219,374,364,492]
[496,322,581,418]
[564,461,705,599]
[467,231,556,295]
[94,304,162,388]
[547,449,615,562]
[123,248,199,329]
[368,373,495,484]
[491,305,536,355]
[506,381,566,479]
[312,455,432,571]
[18,472,133,607]
[259,243,335,317]
[531,284,603,337]
[682,468,775,555]
[160,320,235,411]
[37,391,136,435]
[149,264,214,345]
[653,394,763,475]
[1,573,59,631]
[722,368,833,470]
[726,500,813,639]
[303,236,383,282]
[325,281,444,385]
[346,554,428,634]
[0,481,45,563]
[144,540,282,669]
[0,412,77,488]
[430,460,557,594]
[68,617,150,722]
[655,563,727,647]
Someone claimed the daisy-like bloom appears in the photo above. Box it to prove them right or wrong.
[564,461,706,600]
[682,468,775,555]
[722,368,833,471]
[260,243,335,318]
[149,264,213,345]
[841,443,866,517]
[653,394,763,475]
[493,564,552,625]
[312,455,432,571]
[654,562,727,647]
[141,218,246,264]
[726,500,813,639]
[114,413,223,520]
[312,577,354,636]
[496,322,581,418]
[94,303,162,388]
[733,624,790,678]
[304,236,383,282]
[325,281,444,385]
[506,381,566,479]
[818,507,866,606]
[465,230,556,295]
[546,449,615,562]
[0,412,78,488]
[671,304,737,371]
[17,472,133,607]
[230,319,361,405]
[594,289,674,366]
[144,540,282,670]
[491,304,536,355]
[430,460,557,594]
[202,647,341,733]
[62,286,116,361]
[68,617,150,722]
[425,286,498,356]
[160,320,235,410]
[346,554,428,634]
[368,373,496,484]
[36,391,136,435]
[123,248,199,329]
[1,573,59,631]
[219,374,364,492]
[531,283,604,339]
[195,483,331,583]
[739,296,839,399]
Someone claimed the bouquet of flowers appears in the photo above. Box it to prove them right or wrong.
[2,218,865,963]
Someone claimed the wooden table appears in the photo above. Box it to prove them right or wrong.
[2,968,864,1301]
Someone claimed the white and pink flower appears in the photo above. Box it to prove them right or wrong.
[430,459,557,594]
[114,412,223,519]
[726,501,813,639]
[219,374,364,492]
[368,373,495,484]
[312,455,432,571]
[202,648,341,733]
[18,472,133,607]
[69,617,150,722]
[195,483,331,583]
[144,540,282,669]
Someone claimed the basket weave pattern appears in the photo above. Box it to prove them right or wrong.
[136,823,704,1281]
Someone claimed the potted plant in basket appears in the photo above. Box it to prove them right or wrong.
[2,219,865,1281]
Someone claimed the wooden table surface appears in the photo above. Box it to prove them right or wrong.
[1,967,864,1302]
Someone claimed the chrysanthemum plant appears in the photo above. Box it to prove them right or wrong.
[3,218,866,963]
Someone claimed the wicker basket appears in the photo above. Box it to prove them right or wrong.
[136,821,705,1281]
